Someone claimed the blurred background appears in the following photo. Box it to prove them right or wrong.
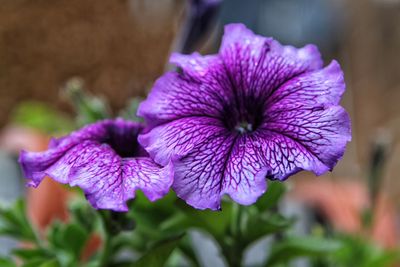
[0,0,399,260]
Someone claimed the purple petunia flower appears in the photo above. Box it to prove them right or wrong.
[138,23,351,210]
[19,119,173,212]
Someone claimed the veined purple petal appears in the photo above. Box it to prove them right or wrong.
[266,60,345,107]
[19,119,173,212]
[263,105,351,176]
[139,23,351,210]
[172,131,235,210]
[170,52,217,80]
[137,56,232,128]
[138,116,224,166]
[173,133,270,210]
[222,135,269,206]
[220,23,323,100]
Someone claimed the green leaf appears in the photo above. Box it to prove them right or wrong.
[0,257,16,267]
[255,181,286,212]
[243,212,292,245]
[131,190,177,213]
[22,259,60,267]
[364,251,400,267]
[68,199,98,232]
[131,235,183,267]
[0,199,38,242]
[265,236,342,266]
[80,261,101,267]
[82,262,99,267]
[177,237,201,267]
[38,259,61,267]
[63,77,110,125]
[127,191,180,242]
[176,200,233,239]
[62,223,89,258]
[22,259,47,267]
[47,221,64,249]
[119,97,144,122]
[332,235,400,267]
[11,101,74,134]
[12,248,49,261]
[46,220,90,263]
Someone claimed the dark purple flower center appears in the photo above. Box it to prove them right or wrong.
[102,124,142,158]
[222,97,265,134]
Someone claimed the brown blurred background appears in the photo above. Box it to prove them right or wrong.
[0,0,184,122]
[0,0,399,205]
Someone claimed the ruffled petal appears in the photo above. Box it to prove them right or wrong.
[22,140,172,211]
[138,117,224,166]
[19,148,70,186]
[244,132,325,181]
[219,23,323,100]
[172,133,269,210]
[170,52,217,80]
[262,105,351,178]
[266,60,345,107]
[138,55,232,128]
[19,119,141,185]
[122,157,173,203]
[172,131,235,210]
[222,135,269,205]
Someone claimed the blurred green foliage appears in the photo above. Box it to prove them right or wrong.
[63,78,111,126]
[2,181,397,267]
[11,101,74,134]
[10,79,144,137]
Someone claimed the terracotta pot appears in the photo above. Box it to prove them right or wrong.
[291,178,398,248]
[1,125,69,229]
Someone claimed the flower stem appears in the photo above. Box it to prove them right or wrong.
[223,202,244,267]
[98,232,112,267]
[98,211,113,267]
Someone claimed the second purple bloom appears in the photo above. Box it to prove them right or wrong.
[19,119,173,212]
